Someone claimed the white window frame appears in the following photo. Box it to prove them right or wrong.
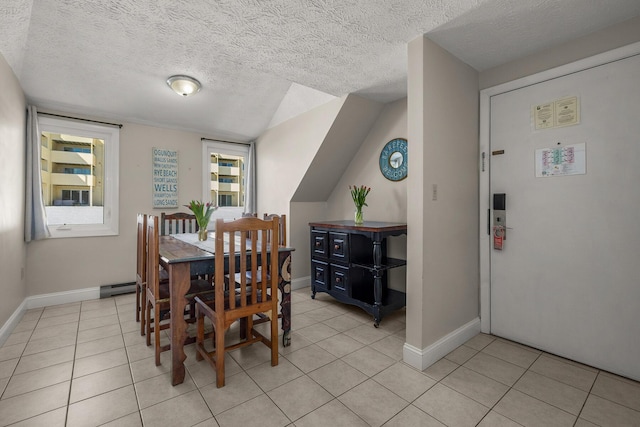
[202,141,250,219]
[39,116,119,238]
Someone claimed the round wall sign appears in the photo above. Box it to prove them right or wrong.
[379,138,408,181]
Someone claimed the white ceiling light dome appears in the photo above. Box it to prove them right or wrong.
[167,75,201,97]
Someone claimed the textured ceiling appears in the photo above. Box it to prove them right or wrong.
[1,0,639,141]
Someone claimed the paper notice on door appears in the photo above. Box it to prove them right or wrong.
[533,96,580,130]
[533,103,555,129]
[535,142,586,177]
[555,97,579,127]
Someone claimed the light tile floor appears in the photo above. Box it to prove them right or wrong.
[1,287,640,426]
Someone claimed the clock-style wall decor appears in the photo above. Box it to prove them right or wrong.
[379,138,408,181]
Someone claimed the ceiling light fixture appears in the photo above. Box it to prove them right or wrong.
[166,75,201,97]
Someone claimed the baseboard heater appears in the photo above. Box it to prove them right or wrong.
[100,282,136,298]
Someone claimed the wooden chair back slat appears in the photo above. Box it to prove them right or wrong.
[161,212,198,235]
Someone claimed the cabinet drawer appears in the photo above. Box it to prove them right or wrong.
[311,231,329,258]
[329,232,349,263]
[311,260,329,290]
[330,264,350,296]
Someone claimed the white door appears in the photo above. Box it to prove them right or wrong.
[489,53,640,380]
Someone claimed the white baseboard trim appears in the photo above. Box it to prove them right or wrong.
[291,276,310,291]
[0,287,102,346]
[25,287,101,310]
[0,299,28,347]
[403,317,481,371]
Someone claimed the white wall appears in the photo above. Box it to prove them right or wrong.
[0,53,27,329]
[406,35,480,365]
[256,96,346,286]
[324,98,408,290]
[25,121,222,296]
[480,15,640,89]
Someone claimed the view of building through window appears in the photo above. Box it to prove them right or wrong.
[41,131,105,225]
[209,153,245,208]
[202,140,250,221]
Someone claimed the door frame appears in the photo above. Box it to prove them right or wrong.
[479,40,640,334]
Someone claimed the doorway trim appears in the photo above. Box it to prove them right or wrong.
[479,40,640,334]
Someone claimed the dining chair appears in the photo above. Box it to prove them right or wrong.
[146,215,215,365]
[233,213,286,290]
[241,212,257,218]
[136,213,147,335]
[161,211,214,283]
[263,213,286,246]
[194,216,280,387]
[160,212,198,235]
[247,213,287,330]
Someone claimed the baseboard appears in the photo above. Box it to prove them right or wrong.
[25,287,101,310]
[0,299,28,347]
[403,317,481,371]
[100,282,135,298]
[290,275,310,291]
[0,287,102,346]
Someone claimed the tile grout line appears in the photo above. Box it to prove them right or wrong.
[117,297,146,427]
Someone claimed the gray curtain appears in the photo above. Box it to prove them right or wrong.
[25,105,50,242]
[244,141,257,215]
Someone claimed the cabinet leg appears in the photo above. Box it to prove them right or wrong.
[373,305,382,328]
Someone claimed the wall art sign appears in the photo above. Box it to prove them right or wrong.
[152,147,179,208]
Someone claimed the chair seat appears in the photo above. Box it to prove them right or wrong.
[154,279,211,303]
[186,278,214,297]
[229,269,270,285]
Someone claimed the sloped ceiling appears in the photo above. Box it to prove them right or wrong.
[1,0,639,141]
[292,95,385,202]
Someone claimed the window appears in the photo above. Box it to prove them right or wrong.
[39,116,119,238]
[218,194,233,206]
[202,140,250,220]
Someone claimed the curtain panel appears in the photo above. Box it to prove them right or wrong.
[25,105,50,241]
[244,141,257,215]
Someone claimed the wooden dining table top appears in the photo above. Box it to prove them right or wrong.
[159,234,214,263]
[159,233,294,264]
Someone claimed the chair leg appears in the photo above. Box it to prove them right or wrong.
[145,301,152,347]
[215,319,225,388]
[154,305,161,366]
[195,304,204,362]
[239,317,247,340]
[135,284,140,322]
[140,286,147,336]
[270,310,279,366]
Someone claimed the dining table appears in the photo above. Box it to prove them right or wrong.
[159,231,294,386]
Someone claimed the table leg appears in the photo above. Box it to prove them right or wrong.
[279,252,292,347]
[372,239,383,327]
[169,263,190,386]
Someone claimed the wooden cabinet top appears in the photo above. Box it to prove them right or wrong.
[309,220,407,234]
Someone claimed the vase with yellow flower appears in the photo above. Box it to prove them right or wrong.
[185,200,217,241]
[349,185,371,225]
